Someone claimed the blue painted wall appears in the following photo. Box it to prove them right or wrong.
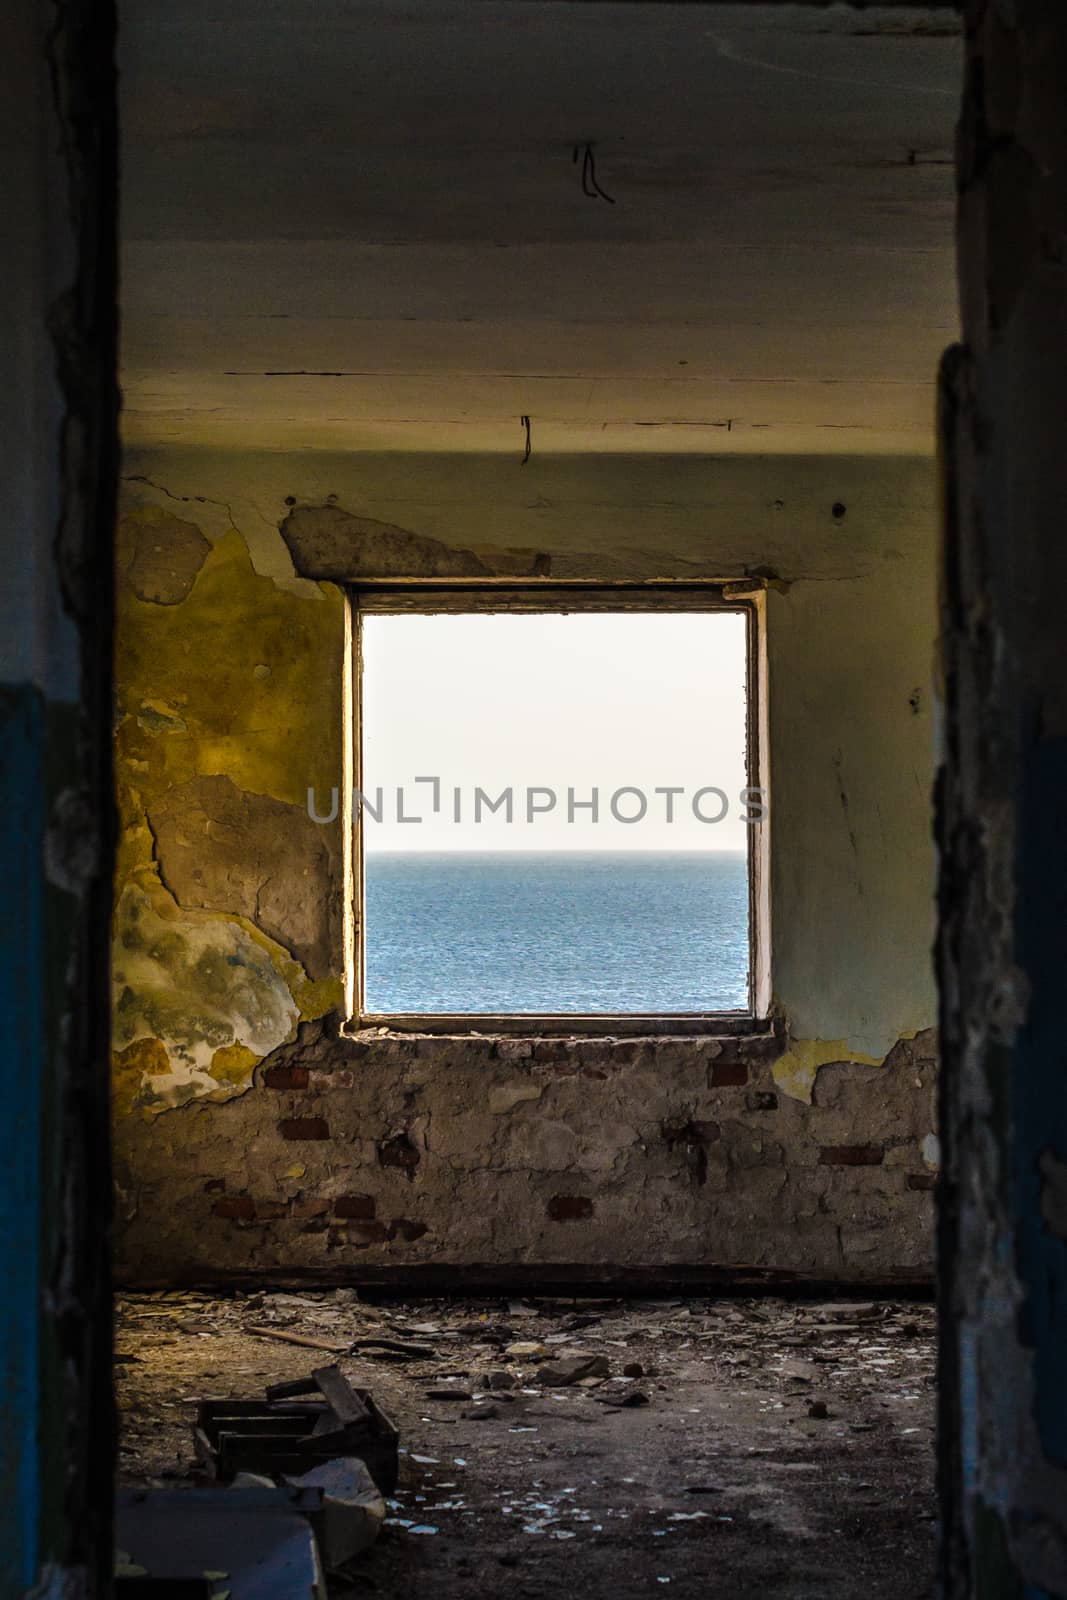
[0,686,45,1590]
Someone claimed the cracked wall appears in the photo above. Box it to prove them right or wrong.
[113,497,346,1115]
[114,448,940,1285]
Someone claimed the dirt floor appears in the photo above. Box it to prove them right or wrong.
[116,1290,936,1598]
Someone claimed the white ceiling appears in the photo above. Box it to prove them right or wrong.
[119,2,961,455]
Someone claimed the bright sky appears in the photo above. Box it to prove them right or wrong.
[361,610,749,851]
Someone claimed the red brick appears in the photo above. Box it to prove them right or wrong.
[212,1195,255,1219]
[819,1145,885,1166]
[710,1060,748,1087]
[907,1172,938,1190]
[333,1194,376,1220]
[278,1117,329,1140]
[263,1064,310,1090]
[255,1200,289,1219]
[291,1198,331,1219]
[547,1194,594,1221]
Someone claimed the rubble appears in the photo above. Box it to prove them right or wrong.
[536,1354,610,1386]
[284,1457,386,1569]
[484,1370,517,1391]
[116,1290,937,1598]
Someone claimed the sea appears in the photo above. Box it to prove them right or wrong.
[364,851,749,1014]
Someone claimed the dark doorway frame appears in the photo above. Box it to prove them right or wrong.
[22,3,1067,1597]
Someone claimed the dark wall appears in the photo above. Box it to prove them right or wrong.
[0,2,117,1593]
[938,2,1067,1594]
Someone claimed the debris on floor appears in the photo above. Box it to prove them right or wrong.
[226,1459,385,1572]
[195,1365,398,1490]
[122,1363,396,1588]
[117,1290,937,1599]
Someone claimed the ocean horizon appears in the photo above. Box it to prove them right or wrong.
[364,850,750,1014]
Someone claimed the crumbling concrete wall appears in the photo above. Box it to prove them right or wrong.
[938,2,1067,1593]
[114,447,940,1285]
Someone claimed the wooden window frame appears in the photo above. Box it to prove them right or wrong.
[344,582,771,1037]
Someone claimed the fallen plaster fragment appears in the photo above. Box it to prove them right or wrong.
[283,1458,386,1568]
[536,1354,610,1387]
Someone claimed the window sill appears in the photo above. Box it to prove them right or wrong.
[346,1012,773,1041]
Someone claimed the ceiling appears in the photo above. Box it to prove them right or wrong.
[119,2,962,456]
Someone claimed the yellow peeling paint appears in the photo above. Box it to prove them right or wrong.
[113,1036,171,1117]
[115,516,344,809]
[209,1043,260,1090]
[295,976,345,1020]
[113,498,347,1117]
[283,1165,307,1179]
[136,699,187,735]
[772,1038,880,1105]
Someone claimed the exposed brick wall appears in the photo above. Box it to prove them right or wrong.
[114,1025,938,1287]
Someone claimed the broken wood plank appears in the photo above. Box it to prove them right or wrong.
[312,1364,370,1424]
[264,1375,322,1402]
[244,1324,352,1354]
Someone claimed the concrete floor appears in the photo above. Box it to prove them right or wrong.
[116,1291,936,1598]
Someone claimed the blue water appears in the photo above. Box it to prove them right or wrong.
[364,852,749,1014]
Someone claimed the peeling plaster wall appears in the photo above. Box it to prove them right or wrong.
[113,501,345,1114]
[114,446,939,1285]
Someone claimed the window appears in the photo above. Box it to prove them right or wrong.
[348,588,768,1031]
